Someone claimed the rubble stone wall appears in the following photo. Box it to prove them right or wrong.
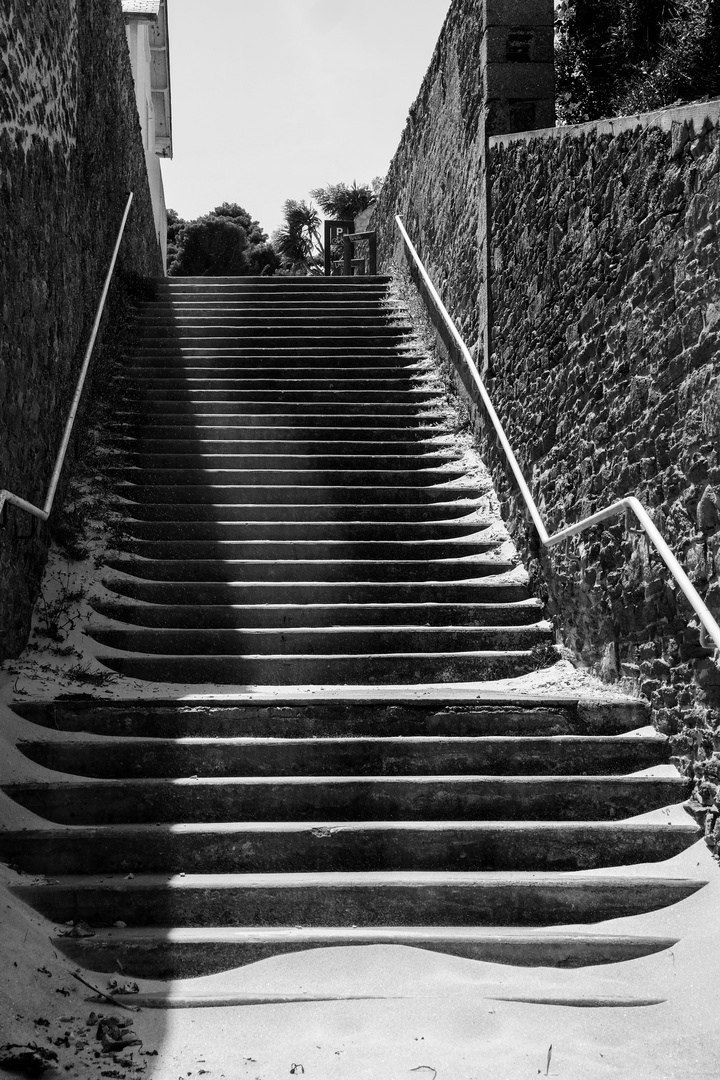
[486,103,720,825]
[375,0,486,357]
[0,0,162,660]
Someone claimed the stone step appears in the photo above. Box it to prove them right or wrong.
[122,388,440,404]
[4,775,688,826]
[154,276,391,293]
[18,733,668,779]
[4,821,694,875]
[9,697,651,738]
[113,427,449,444]
[119,440,457,457]
[129,347,418,361]
[99,580,531,606]
[90,599,542,629]
[124,354,423,371]
[89,625,550,655]
[133,314,405,329]
[98,651,539,684]
[112,538,496,560]
[119,520,489,540]
[126,373,426,389]
[141,301,401,315]
[133,327,412,342]
[11,869,703,926]
[101,555,516,581]
[121,452,463,472]
[113,486,488,506]
[115,404,445,420]
[54,925,682,978]
[116,503,489,523]
[110,467,470,487]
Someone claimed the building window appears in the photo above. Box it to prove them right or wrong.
[506,29,533,62]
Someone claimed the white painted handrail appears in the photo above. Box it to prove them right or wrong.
[0,192,134,528]
[396,214,720,652]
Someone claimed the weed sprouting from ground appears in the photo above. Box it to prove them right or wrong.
[64,662,118,687]
[35,567,86,644]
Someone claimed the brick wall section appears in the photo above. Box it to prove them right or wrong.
[0,0,162,660]
[375,0,486,356]
[486,105,720,825]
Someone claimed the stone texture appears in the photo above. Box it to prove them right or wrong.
[375,0,486,357]
[486,115,720,803]
[0,0,162,660]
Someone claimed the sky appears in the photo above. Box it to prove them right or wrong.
[161,0,453,237]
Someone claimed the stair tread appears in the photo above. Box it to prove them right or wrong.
[52,925,680,941]
[14,867,703,886]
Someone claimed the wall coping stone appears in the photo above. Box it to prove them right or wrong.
[490,97,720,148]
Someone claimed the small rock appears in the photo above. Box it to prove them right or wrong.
[113,921,127,929]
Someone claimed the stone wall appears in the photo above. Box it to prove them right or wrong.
[0,0,162,661]
[375,0,486,356]
[486,103,720,824]
[375,0,554,364]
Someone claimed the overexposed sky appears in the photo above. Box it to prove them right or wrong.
[161,0,453,236]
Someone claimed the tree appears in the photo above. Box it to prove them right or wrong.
[166,207,185,268]
[272,199,324,275]
[310,180,377,220]
[167,203,279,277]
[555,0,720,123]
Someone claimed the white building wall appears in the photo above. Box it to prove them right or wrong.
[124,19,168,269]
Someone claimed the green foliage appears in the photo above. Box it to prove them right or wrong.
[556,0,720,122]
[310,180,376,220]
[273,199,324,274]
[167,203,278,277]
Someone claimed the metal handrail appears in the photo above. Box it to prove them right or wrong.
[395,214,720,653]
[0,192,134,527]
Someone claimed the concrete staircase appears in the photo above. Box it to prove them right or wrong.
[0,276,703,981]
[89,274,553,684]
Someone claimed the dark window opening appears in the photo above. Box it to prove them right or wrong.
[506,29,533,62]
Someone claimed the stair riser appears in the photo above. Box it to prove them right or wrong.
[6,777,687,825]
[54,934,678,979]
[127,366,427,379]
[123,390,439,405]
[100,558,516,583]
[114,539,496,560]
[120,445,457,460]
[114,425,447,440]
[126,378,425,392]
[139,302,400,314]
[120,521,485,540]
[13,874,701,926]
[102,581,530,605]
[89,626,550,654]
[124,356,423,369]
[19,736,667,779]
[133,330,411,343]
[115,505,497,523]
[117,401,442,417]
[116,407,446,422]
[98,651,540,685]
[117,488,487,506]
[9,701,651,738]
[112,469,469,487]
[120,454,462,471]
[133,317,404,330]
[90,601,542,629]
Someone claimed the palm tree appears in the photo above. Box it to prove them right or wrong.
[273,200,323,274]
